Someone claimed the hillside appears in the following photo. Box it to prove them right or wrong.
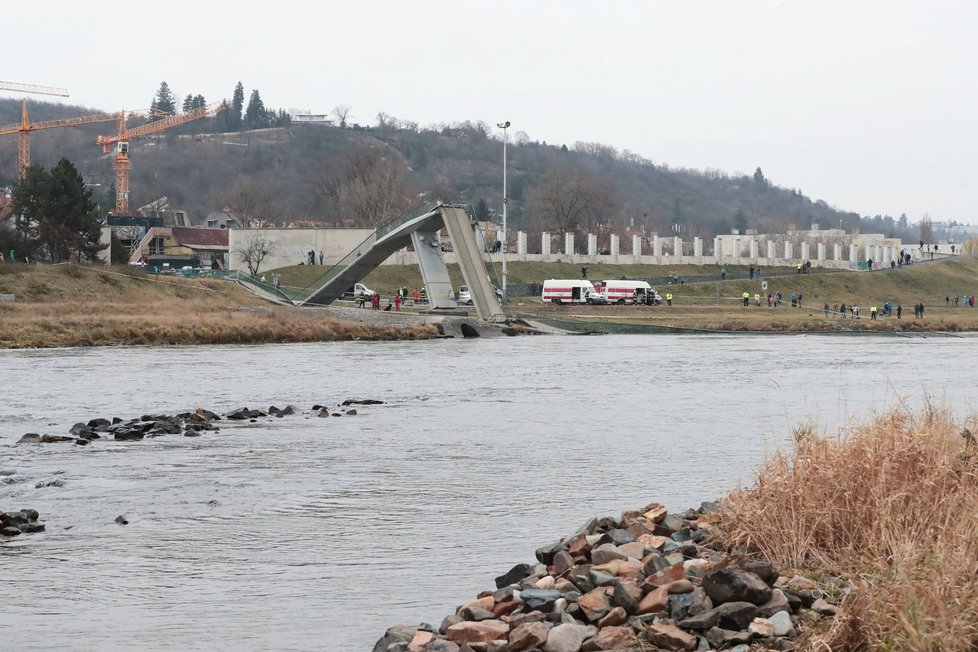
[0,98,920,240]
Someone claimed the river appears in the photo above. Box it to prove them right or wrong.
[2,334,976,651]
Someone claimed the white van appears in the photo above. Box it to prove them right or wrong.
[542,279,599,305]
[599,280,660,305]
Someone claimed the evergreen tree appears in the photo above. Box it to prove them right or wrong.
[11,159,104,262]
[474,198,491,220]
[244,89,269,130]
[753,166,768,189]
[193,94,206,109]
[182,94,194,113]
[150,81,177,121]
[229,81,245,132]
[733,208,749,234]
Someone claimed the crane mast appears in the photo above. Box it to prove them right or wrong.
[97,102,224,214]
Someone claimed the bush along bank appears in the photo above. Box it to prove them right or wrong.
[375,502,849,652]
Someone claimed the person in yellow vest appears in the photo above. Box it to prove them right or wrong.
[870,305,878,320]
[742,291,750,307]
[796,263,803,274]
[665,292,673,306]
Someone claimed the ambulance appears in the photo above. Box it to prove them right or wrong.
[598,279,660,305]
[541,279,600,305]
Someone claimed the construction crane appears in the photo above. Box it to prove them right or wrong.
[0,81,69,98]
[97,102,224,214]
[0,104,156,179]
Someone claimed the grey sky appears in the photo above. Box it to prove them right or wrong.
[10,0,977,223]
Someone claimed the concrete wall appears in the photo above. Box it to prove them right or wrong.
[228,228,374,272]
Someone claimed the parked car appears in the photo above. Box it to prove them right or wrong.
[457,284,504,305]
[341,283,377,300]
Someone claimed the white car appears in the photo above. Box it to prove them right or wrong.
[458,284,504,305]
[342,283,377,300]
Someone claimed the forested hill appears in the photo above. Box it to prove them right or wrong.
[0,97,916,240]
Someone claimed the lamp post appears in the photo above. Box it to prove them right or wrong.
[497,121,510,301]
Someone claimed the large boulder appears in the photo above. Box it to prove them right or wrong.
[544,623,594,652]
[371,625,417,652]
[445,620,509,644]
[495,563,531,589]
[646,623,698,651]
[703,568,773,605]
[508,621,550,652]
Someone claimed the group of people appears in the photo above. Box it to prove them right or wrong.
[757,291,804,308]
[357,287,424,311]
[818,301,926,320]
[302,250,325,266]
[946,295,976,308]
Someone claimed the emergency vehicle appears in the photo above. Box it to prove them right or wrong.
[599,280,660,305]
[541,279,599,305]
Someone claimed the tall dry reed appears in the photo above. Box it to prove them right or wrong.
[720,408,978,650]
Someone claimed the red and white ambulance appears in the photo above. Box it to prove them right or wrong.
[598,280,660,305]
[541,279,600,305]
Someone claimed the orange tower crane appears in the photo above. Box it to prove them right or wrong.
[0,104,147,178]
[97,102,224,214]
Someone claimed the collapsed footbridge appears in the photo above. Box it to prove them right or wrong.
[240,201,507,322]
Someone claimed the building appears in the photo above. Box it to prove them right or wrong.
[203,210,239,229]
[131,227,229,269]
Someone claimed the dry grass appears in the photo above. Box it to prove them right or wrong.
[0,264,440,347]
[720,408,978,650]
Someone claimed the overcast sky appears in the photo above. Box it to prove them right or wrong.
[8,0,977,223]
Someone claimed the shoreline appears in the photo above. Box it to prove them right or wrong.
[374,500,844,652]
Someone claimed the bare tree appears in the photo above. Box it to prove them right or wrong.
[332,105,352,129]
[919,213,934,244]
[313,144,414,227]
[235,233,275,276]
[215,176,280,227]
[526,163,618,232]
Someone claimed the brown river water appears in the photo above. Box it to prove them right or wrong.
[2,335,977,650]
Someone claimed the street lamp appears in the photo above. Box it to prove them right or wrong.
[497,120,510,301]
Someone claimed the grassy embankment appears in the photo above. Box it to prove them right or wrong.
[271,256,978,333]
[720,408,978,650]
[0,264,439,348]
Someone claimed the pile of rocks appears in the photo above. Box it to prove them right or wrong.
[1,509,44,537]
[14,399,384,445]
[375,502,848,652]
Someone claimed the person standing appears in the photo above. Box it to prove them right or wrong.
[824,303,830,319]
[666,292,673,306]
[742,291,750,307]
[581,265,589,280]
[870,305,878,320]
[412,288,420,304]
[319,250,324,265]
[896,304,902,319]
[393,293,401,311]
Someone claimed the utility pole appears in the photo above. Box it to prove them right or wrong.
[497,121,510,301]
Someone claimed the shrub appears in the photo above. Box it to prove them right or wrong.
[720,408,978,650]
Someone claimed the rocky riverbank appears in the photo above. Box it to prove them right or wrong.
[375,502,848,652]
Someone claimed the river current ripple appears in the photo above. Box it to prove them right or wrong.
[2,335,977,650]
